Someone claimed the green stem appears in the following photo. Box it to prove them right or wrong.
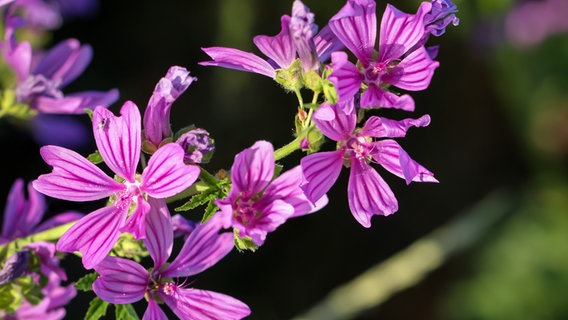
[274,134,305,161]
[295,89,304,108]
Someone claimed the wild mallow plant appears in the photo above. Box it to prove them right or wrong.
[0,0,458,319]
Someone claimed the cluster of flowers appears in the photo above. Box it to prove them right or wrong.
[0,0,458,319]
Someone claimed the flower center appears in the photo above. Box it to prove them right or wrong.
[161,282,176,296]
[233,195,261,227]
[338,135,373,168]
[15,74,63,103]
[361,58,400,88]
[112,180,143,210]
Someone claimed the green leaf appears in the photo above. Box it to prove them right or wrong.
[87,150,104,165]
[0,282,21,314]
[75,272,99,292]
[175,191,216,212]
[115,303,140,320]
[16,275,43,305]
[201,200,219,224]
[85,297,109,320]
[234,229,258,252]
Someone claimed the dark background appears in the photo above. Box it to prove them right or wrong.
[2,0,568,319]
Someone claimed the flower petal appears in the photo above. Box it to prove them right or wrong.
[253,15,296,69]
[313,100,356,142]
[300,150,344,203]
[379,2,431,61]
[161,288,250,320]
[33,39,92,86]
[385,46,439,91]
[244,199,294,245]
[200,47,276,78]
[329,0,377,63]
[119,196,150,240]
[33,89,119,114]
[359,114,430,138]
[372,139,438,184]
[93,256,148,304]
[328,51,363,103]
[33,145,124,202]
[162,214,233,278]
[263,166,327,218]
[140,143,200,198]
[231,141,275,196]
[1,179,45,240]
[314,24,345,62]
[360,85,415,111]
[57,205,128,269]
[143,197,173,270]
[143,298,168,320]
[92,101,141,182]
[347,160,398,227]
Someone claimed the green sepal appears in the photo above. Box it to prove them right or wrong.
[16,275,43,305]
[322,79,338,105]
[233,229,258,252]
[0,282,21,314]
[85,297,109,320]
[84,108,94,120]
[202,200,219,224]
[0,89,37,120]
[112,233,149,262]
[304,127,325,154]
[75,272,99,292]
[274,163,283,178]
[115,303,140,320]
[302,70,323,93]
[275,59,304,91]
[87,150,104,165]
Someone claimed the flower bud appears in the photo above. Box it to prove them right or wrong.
[175,128,215,164]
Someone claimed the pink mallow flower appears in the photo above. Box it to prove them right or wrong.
[0,23,118,114]
[300,99,437,227]
[93,198,250,320]
[328,0,439,111]
[33,102,200,269]
[216,141,327,246]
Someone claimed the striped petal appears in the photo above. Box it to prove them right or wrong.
[143,198,173,270]
[140,143,200,199]
[230,141,274,196]
[200,47,276,78]
[372,139,438,184]
[300,150,344,203]
[328,51,363,103]
[161,288,250,320]
[57,205,128,269]
[92,102,141,182]
[33,145,124,202]
[387,46,439,91]
[162,215,233,278]
[347,160,398,227]
[93,256,148,304]
[253,15,296,69]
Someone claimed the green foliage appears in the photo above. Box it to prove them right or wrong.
[113,233,149,262]
[0,89,37,120]
[234,229,258,252]
[75,272,99,292]
[0,282,21,314]
[115,303,140,320]
[275,59,304,92]
[16,275,43,305]
[85,297,109,320]
[87,150,104,165]
[175,168,229,223]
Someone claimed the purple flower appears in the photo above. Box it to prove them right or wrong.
[2,0,98,30]
[300,99,437,227]
[92,198,250,320]
[505,0,568,48]
[200,1,343,79]
[328,0,439,111]
[424,0,459,37]
[33,102,200,269]
[143,66,196,149]
[175,128,215,164]
[1,36,118,114]
[0,179,82,245]
[4,267,77,320]
[216,141,327,246]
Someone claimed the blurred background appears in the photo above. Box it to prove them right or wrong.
[2,0,568,319]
